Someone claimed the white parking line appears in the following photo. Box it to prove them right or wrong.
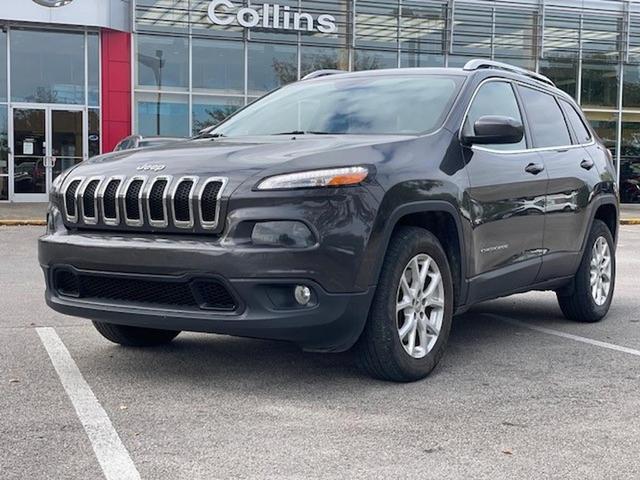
[36,327,141,480]
[490,314,640,357]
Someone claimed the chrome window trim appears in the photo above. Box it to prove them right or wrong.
[120,175,147,227]
[79,176,104,225]
[459,77,596,156]
[98,176,125,226]
[197,177,228,230]
[170,176,199,229]
[62,176,84,223]
[145,175,172,228]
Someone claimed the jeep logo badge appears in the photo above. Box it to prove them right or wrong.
[137,164,166,172]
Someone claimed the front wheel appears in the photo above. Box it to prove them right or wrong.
[355,226,454,382]
[92,321,180,347]
[556,219,616,322]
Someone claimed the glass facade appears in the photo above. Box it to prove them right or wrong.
[134,0,640,203]
[0,25,100,201]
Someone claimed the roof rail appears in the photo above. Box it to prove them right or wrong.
[302,69,347,80]
[462,59,555,87]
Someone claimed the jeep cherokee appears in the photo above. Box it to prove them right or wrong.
[39,60,619,382]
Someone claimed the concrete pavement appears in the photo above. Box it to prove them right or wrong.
[1,226,640,479]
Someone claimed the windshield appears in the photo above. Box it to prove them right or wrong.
[208,74,464,137]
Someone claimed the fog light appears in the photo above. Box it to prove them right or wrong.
[294,285,312,306]
[251,221,315,248]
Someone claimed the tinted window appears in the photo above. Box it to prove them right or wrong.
[463,81,526,151]
[519,86,572,148]
[560,100,592,144]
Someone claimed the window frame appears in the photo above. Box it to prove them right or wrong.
[517,83,575,150]
[460,77,596,154]
[558,98,593,146]
[459,77,532,152]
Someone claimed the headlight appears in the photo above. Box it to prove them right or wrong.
[256,166,369,190]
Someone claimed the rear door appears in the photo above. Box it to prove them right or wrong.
[462,79,548,302]
[516,85,600,281]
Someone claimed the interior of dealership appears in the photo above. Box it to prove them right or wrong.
[2,0,640,204]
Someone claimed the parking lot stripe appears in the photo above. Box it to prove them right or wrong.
[490,315,640,357]
[36,327,141,480]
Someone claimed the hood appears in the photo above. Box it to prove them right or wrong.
[71,134,415,187]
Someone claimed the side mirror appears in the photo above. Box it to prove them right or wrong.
[462,115,524,146]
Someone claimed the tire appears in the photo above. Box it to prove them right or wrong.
[556,219,615,323]
[92,321,180,347]
[355,226,454,382]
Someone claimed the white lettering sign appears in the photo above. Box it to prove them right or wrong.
[208,1,337,34]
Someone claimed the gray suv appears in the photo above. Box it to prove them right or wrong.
[40,60,618,382]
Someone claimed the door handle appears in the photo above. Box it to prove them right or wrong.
[580,158,594,170]
[525,163,545,175]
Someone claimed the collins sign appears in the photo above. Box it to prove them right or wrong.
[208,1,337,33]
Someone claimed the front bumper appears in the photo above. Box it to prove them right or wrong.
[39,229,375,352]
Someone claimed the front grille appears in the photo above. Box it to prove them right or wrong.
[173,180,194,223]
[53,270,238,312]
[201,181,223,224]
[148,179,168,222]
[125,179,144,221]
[82,180,100,220]
[65,180,81,219]
[62,175,226,232]
[102,179,120,220]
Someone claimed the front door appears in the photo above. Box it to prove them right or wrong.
[11,107,85,202]
[461,80,548,303]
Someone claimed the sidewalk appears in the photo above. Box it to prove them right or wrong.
[0,203,47,225]
[1,202,639,226]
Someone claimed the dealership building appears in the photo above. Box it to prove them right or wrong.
[1,0,640,203]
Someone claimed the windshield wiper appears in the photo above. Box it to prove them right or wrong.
[195,131,226,139]
[272,130,334,135]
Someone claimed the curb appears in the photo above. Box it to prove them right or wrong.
[0,219,46,226]
[621,219,640,225]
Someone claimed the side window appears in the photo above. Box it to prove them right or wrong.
[560,99,592,145]
[463,81,526,151]
[518,86,572,148]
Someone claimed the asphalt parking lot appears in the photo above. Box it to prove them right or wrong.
[2,226,640,480]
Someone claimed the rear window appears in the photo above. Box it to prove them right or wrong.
[518,86,572,148]
[560,99,592,144]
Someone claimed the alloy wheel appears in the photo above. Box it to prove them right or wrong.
[396,254,445,359]
[589,236,612,306]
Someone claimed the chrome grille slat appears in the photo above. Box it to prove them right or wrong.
[80,177,103,225]
[61,175,227,232]
[146,176,171,228]
[198,177,228,230]
[98,176,124,226]
[121,176,146,227]
[171,176,198,229]
[63,178,83,223]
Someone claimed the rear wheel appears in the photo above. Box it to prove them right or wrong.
[92,321,180,347]
[556,219,615,323]
[355,226,454,382]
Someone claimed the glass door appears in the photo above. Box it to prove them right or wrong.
[11,107,85,202]
[51,109,84,181]
[12,108,47,201]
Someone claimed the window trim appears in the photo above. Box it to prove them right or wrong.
[558,98,593,145]
[460,78,530,151]
[460,77,595,155]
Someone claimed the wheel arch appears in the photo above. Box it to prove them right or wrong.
[368,201,468,311]
[582,194,619,254]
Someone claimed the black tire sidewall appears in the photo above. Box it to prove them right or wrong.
[370,227,454,380]
[578,220,616,317]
